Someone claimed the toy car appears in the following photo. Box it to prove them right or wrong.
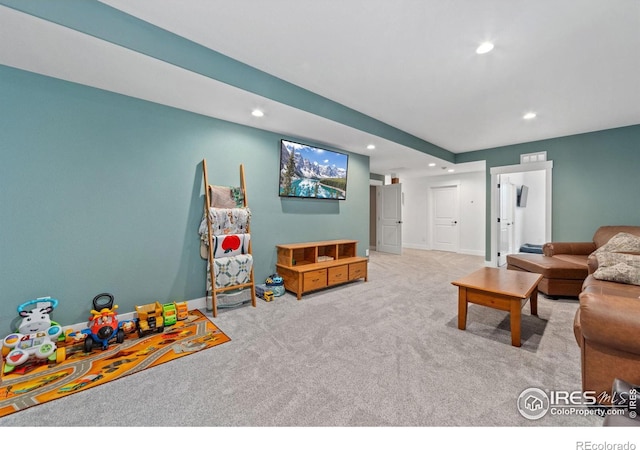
[80,293,131,352]
[58,373,103,393]
[265,273,284,286]
[265,273,285,297]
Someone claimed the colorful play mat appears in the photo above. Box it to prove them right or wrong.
[0,310,230,419]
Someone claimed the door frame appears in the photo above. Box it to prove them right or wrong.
[369,179,383,251]
[497,177,517,266]
[489,161,553,267]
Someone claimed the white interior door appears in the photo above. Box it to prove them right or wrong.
[376,184,402,254]
[432,185,459,252]
[498,177,516,266]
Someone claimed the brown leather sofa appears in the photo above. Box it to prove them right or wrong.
[506,226,640,297]
[509,226,640,402]
[574,230,640,403]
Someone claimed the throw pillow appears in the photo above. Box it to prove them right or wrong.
[593,252,640,286]
[593,232,640,256]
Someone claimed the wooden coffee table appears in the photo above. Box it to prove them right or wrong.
[451,267,543,347]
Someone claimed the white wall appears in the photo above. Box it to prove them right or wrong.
[519,170,546,246]
[401,171,486,256]
[503,170,546,251]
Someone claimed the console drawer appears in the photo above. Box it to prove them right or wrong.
[349,261,367,280]
[328,265,348,285]
[304,269,327,291]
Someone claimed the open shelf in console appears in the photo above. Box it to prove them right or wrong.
[337,242,356,259]
[275,239,368,299]
[317,244,337,262]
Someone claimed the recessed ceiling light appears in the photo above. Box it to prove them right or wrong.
[523,112,537,120]
[428,163,436,167]
[251,109,264,117]
[367,144,375,150]
[448,169,455,173]
[476,42,494,54]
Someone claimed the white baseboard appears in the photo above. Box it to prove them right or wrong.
[402,243,485,257]
[459,248,485,257]
[62,297,208,333]
[402,243,430,250]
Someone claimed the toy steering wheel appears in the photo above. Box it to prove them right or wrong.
[17,297,59,313]
[92,293,114,311]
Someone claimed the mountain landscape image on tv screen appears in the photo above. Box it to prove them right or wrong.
[279,139,348,200]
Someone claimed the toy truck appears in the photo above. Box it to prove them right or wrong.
[135,302,165,337]
[174,301,189,321]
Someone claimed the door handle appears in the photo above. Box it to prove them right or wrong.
[452,221,458,225]
[396,221,403,224]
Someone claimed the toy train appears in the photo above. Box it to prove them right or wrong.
[134,300,189,337]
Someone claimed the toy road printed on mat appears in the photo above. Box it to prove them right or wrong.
[0,310,230,419]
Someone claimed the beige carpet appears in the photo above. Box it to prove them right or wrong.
[0,249,602,426]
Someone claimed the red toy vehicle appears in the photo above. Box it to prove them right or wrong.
[80,293,133,352]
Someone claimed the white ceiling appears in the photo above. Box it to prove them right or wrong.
[2,1,639,178]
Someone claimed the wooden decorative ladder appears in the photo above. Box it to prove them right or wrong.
[201,159,256,317]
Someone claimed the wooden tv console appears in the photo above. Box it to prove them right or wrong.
[276,240,368,299]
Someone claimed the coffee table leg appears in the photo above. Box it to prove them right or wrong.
[510,299,521,347]
[530,286,538,316]
[458,287,468,330]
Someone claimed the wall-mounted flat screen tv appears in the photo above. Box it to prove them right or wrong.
[279,139,349,200]
[517,185,529,207]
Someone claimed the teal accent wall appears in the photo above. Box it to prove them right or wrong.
[456,125,640,259]
[0,65,370,331]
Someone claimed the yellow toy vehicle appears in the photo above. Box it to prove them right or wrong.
[174,301,189,321]
[135,302,165,337]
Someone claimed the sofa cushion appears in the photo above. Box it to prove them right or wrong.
[594,252,640,286]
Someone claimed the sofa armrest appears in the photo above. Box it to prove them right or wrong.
[579,292,640,355]
[543,242,596,256]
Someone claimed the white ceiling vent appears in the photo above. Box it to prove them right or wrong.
[520,151,547,164]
